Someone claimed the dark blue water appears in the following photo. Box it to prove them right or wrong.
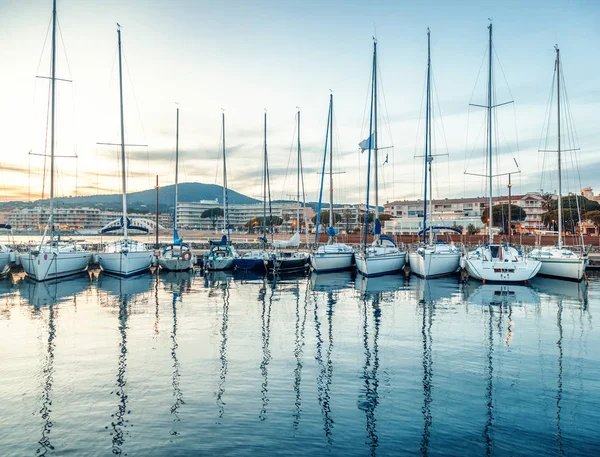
[0,269,598,456]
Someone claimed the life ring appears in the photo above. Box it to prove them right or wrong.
[182,251,192,261]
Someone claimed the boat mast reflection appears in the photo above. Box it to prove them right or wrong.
[313,283,335,444]
[169,277,185,435]
[358,292,381,456]
[111,285,130,456]
[292,280,309,429]
[484,305,494,457]
[556,299,564,455]
[37,302,56,456]
[420,293,433,456]
[258,279,273,421]
[215,277,230,421]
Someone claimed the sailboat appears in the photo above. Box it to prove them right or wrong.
[158,107,195,271]
[408,29,462,279]
[203,111,238,270]
[233,110,272,272]
[529,47,586,281]
[354,39,406,277]
[97,26,153,277]
[267,109,309,274]
[309,93,354,273]
[19,0,92,281]
[460,24,541,283]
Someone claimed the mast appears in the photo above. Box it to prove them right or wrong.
[487,23,493,243]
[49,0,57,241]
[222,111,229,240]
[174,107,179,241]
[363,40,376,248]
[263,110,267,242]
[423,28,433,245]
[117,25,128,238]
[328,93,334,240]
[556,46,563,248]
[373,40,379,222]
[296,109,301,235]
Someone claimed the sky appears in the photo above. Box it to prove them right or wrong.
[0,0,598,207]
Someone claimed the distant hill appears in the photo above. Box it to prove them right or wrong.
[0,182,259,213]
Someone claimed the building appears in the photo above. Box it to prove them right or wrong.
[177,200,316,232]
[8,207,104,230]
[384,192,545,234]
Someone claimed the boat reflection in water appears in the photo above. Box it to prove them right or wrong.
[203,270,234,289]
[357,282,382,455]
[530,276,588,305]
[96,273,154,456]
[18,273,92,308]
[462,281,540,307]
[293,276,309,429]
[310,270,353,293]
[312,272,338,443]
[355,273,406,298]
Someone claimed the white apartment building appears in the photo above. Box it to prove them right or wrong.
[177,200,316,231]
[384,192,545,234]
[7,207,104,230]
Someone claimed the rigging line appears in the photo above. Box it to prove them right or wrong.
[122,51,151,189]
[282,114,297,202]
[431,67,452,199]
[561,66,584,191]
[540,65,557,192]
[414,62,427,200]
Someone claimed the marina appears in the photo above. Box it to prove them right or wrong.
[0,268,598,456]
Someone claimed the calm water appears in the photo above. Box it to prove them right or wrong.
[0,269,598,456]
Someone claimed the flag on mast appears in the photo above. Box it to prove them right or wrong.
[359,133,373,153]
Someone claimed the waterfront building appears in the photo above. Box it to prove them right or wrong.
[384,192,545,234]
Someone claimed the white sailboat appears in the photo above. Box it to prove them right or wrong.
[310,93,354,273]
[203,111,238,270]
[0,244,11,276]
[529,47,586,281]
[267,109,309,274]
[0,225,14,275]
[97,25,153,277]
[460,23,541,283]
[409,29,461,279]
[354,39,406,277]
[19,0,92,282]
[158,107,195,271]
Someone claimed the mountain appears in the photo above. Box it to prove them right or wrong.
[0,182,259,213]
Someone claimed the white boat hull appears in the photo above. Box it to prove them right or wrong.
[461,244,541,282]
[408,249,461,278]
[20,251,91,282]
[0,251,10,275]
[204,256,235,271]
[98,251,153,277]
[310,248,354,273]
[355,249,405,277]
[158,257,194,271]
[529,247,586,281]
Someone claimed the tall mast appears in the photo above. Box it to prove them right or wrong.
[49,0,57,241]
[296,109,301,235]
[363,39,376,248]
[328,93,334,238]
[487,23,493,243]
[117,25,128,238]
[373,40,379,221]
[556,46,563,249]
[222,111,229,239]
[263,110,267,241]
[174,107,179,239]
[423,28,432,245]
